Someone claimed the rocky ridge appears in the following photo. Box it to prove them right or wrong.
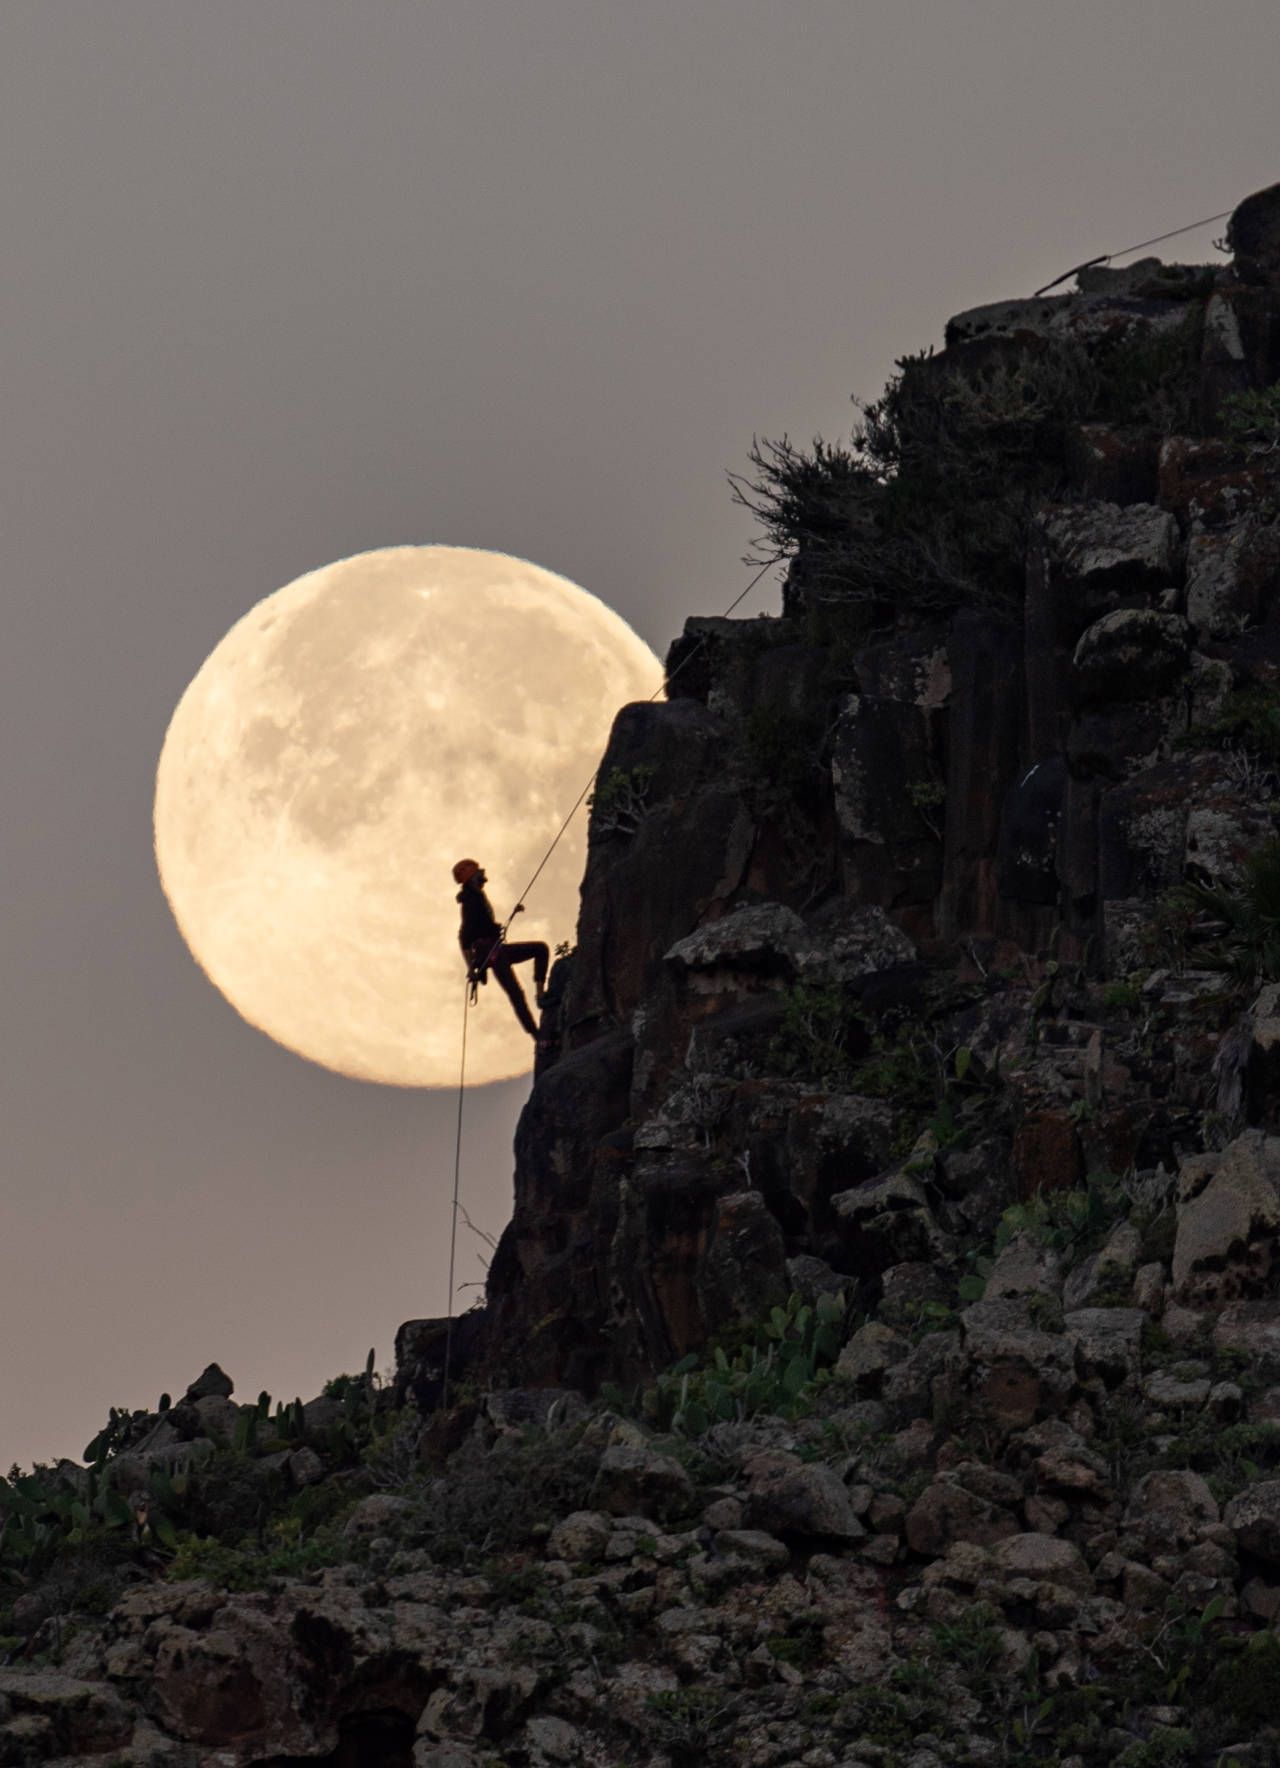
[5,182,1280,1764]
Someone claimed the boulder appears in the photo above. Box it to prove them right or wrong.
[982,1231,1063,1302]
[1172,1129,1280,1303]
[742,1450,865,1541]
[592,1444,694,1521]
[796,902,918,983]
[1212,1300,1280,1379]
[1159,434,1280,527]
[1072,609,1190,701]
[945,292,1197,352]
[547,1510,612,1564]
[1124,1470,1220,1545]
[663,902,807,988]
[0,1671,133,1756]
[904,1480,1019,1556]
[1186,521,1280,641]
[696,1189,790,1332]
[1063,1308,1146,1386]
[1228,181,1280,286]
[1037,502,1180,613]
[960,1299,1076,1427]
[832,1166,950,1272]
[988,1532,1093,1593]
[836,1322,910,1390]
[183,1363,234,1402]
[1226,1480,1280,1566]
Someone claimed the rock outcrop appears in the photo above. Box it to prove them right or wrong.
[6,179,1280,1768]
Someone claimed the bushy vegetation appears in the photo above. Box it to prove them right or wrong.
[765,979,862,1081]
[729,314,1203,622]
[604,1290,850,1437]
[587,763,656,835]
[1180,684,1280,767]
[0,1357,404,1628]
[1173,835,1280,982]
[1220,381,1280,452]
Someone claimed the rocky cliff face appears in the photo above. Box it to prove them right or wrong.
[8,184,1280,1768]
[440,183,1280,1406]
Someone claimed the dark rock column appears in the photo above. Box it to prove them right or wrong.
[939,610,1023,941]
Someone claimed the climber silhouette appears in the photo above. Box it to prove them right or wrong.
[453,859,549,1039]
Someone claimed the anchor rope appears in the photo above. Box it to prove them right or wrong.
[1031,205,1232,298]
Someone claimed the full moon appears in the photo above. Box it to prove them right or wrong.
[154,546,663,1086]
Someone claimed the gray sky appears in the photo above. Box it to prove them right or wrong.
[2,0,1275,1471]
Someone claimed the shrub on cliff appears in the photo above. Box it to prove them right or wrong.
[731,317,1202,621]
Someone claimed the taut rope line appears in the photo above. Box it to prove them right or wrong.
[440,980,470,1413]
[1031,205,1231,299]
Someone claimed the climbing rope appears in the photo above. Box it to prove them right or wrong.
[439,553,780,1383]
[1031,205,1232,298]
[440,978,470,1412]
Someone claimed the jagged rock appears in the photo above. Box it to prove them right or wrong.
[796,902,918,983]
[1213,1300,1280,1378]
[287,1445,325,1488]
[547,1510,611,1563]
[712,1527,790,1569]
[982,1231,1062,1302]
[882,1330,961,1416]
[1072,609,1190,701]
[1229,180,1280,285]
[696,1189,790,1333]
[960,1299,1076,1427]
[183,1363,233,1401]
[663,901,807,986]
[1063,1220,1142,1310]
[904,1481,1019,1556]
[0,1670,133,1756]
[832,1166,950,1272]
[741,1450,865,1541]
[1063,1307,1145,1386]
[592,1444,694,1521]
[785,1252,847,1301]
[1160,434,1280,527]
[1125,1470,1220,1546]
[1225,1481,1280,1568]
[191,1394,238,1444]
[831,693,941,909]
[1143,1371,1211,1410]
[415,1745,485,1768]
[1186,520,1280,640]
[945,292,1197,351]
[1034,1441,1108,1494]
[1172,1129,1280,1303]
[1235,983,1280,1130]
[988,1532,1093,1593]
[835,1321,910,1390]
[1037,502,1180,609]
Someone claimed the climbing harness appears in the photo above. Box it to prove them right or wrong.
[440,554,777,1405]
[1031,205,1232,298]
[465,905,524,1003]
